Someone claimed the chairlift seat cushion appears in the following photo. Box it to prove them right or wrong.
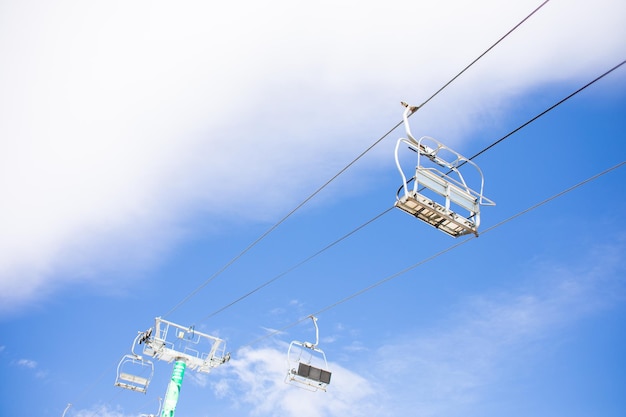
[119,372,149,386]
[395,192,477,237]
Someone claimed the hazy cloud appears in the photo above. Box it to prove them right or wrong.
[186,371,209,388]
[14,358,49,380]
[366,241,626,417]
[16,358,37,369]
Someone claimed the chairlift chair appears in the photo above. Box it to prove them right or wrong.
[394,102,495,237]
[285,316,332,392]
[114,331,155,394]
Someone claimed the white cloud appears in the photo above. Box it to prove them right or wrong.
[185,371,209,388]
[16,358,38,369]
[1,0,624,314]
[14,358,49,380]
[35,370,49,379]
[259,327,285,337]
[216,344,380,417]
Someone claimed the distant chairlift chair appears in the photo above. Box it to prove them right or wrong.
[114,330,155,394]
[286,316,332,392]
[394,102,495,237]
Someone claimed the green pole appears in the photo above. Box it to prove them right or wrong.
[161,360,187,417]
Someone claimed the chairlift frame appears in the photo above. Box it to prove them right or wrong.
[114,331,155,394]
[394,103,495,237]
[285,316,332,392]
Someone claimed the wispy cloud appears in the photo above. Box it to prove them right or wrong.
[363,241,626,417]
[16,358,37,369]
[14,358,49,380]
[186,371,209,388]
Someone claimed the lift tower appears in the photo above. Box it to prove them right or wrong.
[115,317,230,417]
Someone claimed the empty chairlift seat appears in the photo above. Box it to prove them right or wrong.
[394,103,494,237]
[114,328,156,394]
[114,354,154,394]
[286,316,332,392]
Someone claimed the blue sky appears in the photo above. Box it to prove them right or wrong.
[1,1,625,416]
